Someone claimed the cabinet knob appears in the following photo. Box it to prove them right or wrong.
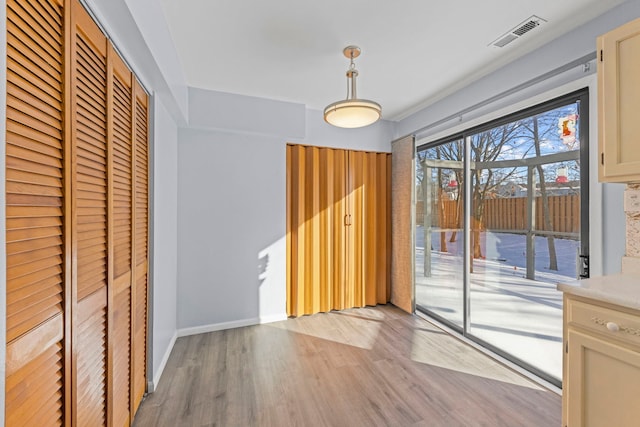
[606,321,620,332]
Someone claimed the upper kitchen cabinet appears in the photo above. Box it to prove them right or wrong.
[598,17,640,182]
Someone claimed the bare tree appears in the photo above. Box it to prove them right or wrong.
[519,111,570,271]
[469,122,523,259]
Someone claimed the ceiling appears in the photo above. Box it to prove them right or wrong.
[159,0,625,121]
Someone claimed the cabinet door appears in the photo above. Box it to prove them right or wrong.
[566,328,640,427]
[598,17,640,182]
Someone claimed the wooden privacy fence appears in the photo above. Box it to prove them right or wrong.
[417,195,580,234]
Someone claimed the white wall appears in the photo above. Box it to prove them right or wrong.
[395,0,640,276]
[176,88,394,333]
[149,96,179,390]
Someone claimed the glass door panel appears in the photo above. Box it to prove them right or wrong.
[415,140,464,329]
[468,102,582,382]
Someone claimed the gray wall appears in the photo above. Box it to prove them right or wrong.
[150,96,179,389]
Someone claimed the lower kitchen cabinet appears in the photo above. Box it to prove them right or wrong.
[562,291,640,427]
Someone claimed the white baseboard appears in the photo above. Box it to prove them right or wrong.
[177,313,288,338]
[258,313,289,324]
[148,331,178,393]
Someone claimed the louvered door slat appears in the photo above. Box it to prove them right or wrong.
[7,80,62,122]
[112,72,132,278]
[5,0,65,424]
[6,49,62,97]
[5,342,63,426]
[76,291,107,427]
[6,131,62,160]
[113,285,131,427]
[7,242,61,269]
[9,0,63,45]
[6,35,62,82]
[7,98,62,135]
[7,120,63,151]
[7,108,62,141]
[7,251,62,280]
[72,1,109,424]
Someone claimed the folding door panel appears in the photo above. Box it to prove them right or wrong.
[5,0,67,425]
[361,152,391,305]
[348,151,392,308]
[109,45,133,427]
[345,151,361,308]
[286,145,348,316]
[71,1,109,424]
[132,80,149,412]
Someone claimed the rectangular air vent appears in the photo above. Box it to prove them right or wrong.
[490,15,547,48]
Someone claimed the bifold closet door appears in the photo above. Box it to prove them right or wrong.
[5,0,149,424]
[286,144,391,317]
[5,0,68,425]
[71,1,109,423]
[131,78,149,413]
[109,44,134,426]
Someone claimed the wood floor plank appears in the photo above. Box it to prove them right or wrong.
[132,305,560,427]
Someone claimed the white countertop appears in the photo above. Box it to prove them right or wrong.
[557,274,640,311]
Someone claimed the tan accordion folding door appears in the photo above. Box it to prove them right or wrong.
[5,0,149,425]
[286,144,391,317]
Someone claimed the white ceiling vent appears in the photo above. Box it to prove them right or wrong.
[490,15,547,48]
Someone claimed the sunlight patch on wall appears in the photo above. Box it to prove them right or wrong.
[258,236,287,322]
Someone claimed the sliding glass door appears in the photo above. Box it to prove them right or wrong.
[415,89,589,386]
[415,139,465,328]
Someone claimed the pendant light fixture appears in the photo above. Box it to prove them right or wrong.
[324,46,382,128]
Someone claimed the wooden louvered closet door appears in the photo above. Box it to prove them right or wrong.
[5,0,150,425]
[5,0,68,425]
[286,144,391,317]
[131,78,149,413]
[71,2,109,424]
[109,44,134,427]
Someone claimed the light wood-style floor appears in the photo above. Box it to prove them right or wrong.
[133,305,561,427]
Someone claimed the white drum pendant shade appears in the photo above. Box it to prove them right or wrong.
[324,99,382,128]
[324,46,382,128]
